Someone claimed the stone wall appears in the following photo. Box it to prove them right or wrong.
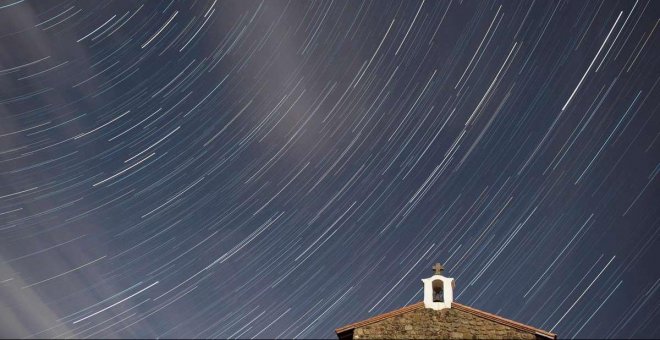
[352,307,539,340]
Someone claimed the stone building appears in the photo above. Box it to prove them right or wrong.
[335,263,556,340]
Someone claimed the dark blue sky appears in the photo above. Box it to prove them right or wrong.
[0,0,658,338]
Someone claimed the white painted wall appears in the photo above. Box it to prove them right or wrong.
[422,274,455,310]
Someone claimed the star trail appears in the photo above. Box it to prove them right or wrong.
[0,0,658,338]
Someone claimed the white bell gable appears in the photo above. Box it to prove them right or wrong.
[422,263,455,310]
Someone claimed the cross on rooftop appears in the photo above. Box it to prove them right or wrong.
[432,263,444,275]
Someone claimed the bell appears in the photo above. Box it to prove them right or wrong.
[432,280,443,302]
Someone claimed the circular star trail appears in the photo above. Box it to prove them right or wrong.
[0,1,658,338]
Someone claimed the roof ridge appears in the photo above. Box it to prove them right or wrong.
[335,301,556,339]
[452,302,556,339]
[334,302,425,334]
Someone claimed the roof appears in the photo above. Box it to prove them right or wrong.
[335,301,557,339]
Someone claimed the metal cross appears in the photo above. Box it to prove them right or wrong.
[432,263,444,275]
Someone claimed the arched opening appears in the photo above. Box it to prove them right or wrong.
[432,279,443,302]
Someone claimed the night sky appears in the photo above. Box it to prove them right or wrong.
[0,0,658,338]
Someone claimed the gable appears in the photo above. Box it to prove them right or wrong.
[338,302,555,340]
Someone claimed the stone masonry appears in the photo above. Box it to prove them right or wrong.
[352,307,538,340]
